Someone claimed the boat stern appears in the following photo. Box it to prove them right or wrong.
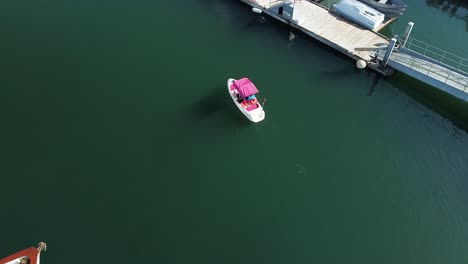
[248,107,265,123]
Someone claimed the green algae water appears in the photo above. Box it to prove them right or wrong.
[1,0,468,263]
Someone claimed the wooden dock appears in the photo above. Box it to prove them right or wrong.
[241,0,395,75]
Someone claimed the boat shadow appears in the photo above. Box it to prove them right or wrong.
[186,85,251,130]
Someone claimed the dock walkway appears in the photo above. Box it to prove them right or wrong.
[377,49,468,101]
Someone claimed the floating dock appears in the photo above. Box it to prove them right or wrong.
[240,0,468,102]
[243,0,395,75]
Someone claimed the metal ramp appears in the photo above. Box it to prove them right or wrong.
[376,35,468,102]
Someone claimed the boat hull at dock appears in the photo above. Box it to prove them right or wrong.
[355,0,407,18]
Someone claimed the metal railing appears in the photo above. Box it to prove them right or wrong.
[391,51,468,92]
[398,36,468,74]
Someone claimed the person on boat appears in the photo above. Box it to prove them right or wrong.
[246,95,257,104]
[233,90,239,100]
[20,257,30,264]
[37,242,47,252]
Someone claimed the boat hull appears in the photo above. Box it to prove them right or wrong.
[355,0,406,18]
[333,0,385,31]
[227,78,265,123]
[1,242,46,264]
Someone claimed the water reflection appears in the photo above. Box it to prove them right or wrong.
[389,73,468,133]
[367,72,383,97]
[318,65,361,79]
[425,0,468,26]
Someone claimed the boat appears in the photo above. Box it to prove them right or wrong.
[333,0,385,31]
[0,242,47,264]
[355,0,406,18]
[227,77,265,123]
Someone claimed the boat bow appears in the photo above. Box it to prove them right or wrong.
[1,242,47,264]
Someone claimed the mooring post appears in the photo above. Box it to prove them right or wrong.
[381,37,397,69]
[291,0,295,19]
[400,22,414,48]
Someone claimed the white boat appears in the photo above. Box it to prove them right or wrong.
[227,78,265,123]
[355,0,406,19]
[333,0,385,31]
[1,242,47,264]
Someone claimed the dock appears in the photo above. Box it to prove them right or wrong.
[239,0,468,102]
[243,0,395,75]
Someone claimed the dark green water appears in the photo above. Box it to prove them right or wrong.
[1,0,468,263]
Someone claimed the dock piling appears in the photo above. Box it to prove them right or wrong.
[381,37,397,69]
[400,22,414,47]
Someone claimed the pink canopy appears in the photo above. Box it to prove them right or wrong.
[232,78,259,98]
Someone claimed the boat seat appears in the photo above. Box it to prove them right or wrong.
[245,103,259,111]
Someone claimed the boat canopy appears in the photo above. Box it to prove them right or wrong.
[232,78,259,98]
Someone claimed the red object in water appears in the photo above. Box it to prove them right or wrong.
[0,242,46,264]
